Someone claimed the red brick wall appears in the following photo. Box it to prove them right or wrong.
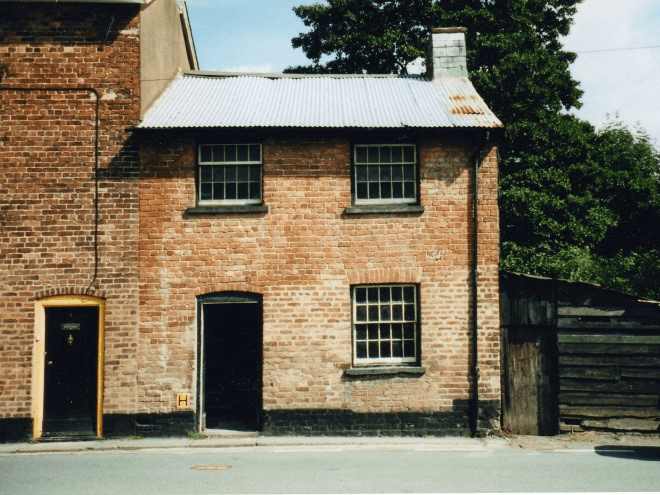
[139,132,501,420]
[0,4,142,419]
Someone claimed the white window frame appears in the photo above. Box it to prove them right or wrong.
[198,143,262,205]
[353,144,417,205]
[352,284,418,365]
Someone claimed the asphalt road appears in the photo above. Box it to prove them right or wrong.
[2,445,659,494]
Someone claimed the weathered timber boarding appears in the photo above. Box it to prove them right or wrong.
[500,274,559,435]
[501,272,660,434]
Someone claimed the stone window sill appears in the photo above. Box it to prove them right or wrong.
[185,204,268,215]
[344,205,424,215]
[345,366,426,377]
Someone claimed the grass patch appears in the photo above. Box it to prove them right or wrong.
[188,432,208,440]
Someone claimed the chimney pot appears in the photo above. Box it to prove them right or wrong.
[427,27,468,80]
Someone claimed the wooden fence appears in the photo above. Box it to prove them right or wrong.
[501,271,660,434]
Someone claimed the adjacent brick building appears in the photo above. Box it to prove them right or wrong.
[1,1,503,441]
[0,0,196,441]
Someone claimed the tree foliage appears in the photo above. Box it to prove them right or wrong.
[287,0,660,299]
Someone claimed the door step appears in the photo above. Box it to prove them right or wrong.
[39,432,100,443]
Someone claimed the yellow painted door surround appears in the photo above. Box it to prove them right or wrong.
[33,295,105,439]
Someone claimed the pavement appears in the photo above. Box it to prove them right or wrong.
[1,430,659,455]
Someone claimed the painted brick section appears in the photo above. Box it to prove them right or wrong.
[0,4,141,419]
[139,132,501,424]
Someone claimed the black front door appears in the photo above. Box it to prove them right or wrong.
[202,298,262,430]
[43,307,98,435]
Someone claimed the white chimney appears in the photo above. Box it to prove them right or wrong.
[427,27,468,79]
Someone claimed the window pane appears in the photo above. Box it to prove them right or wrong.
[368,146,379,163]
[237,183,249,199]
[392,324,402,339]
[404,323,415,339]
[249,165,260,181]
[380,147,391,163]
[404,304,415,321]
[200,166,212,182]
[403,164,415,180]
[380,341,391,358]
[404,341,415,357]
[225,145,237,162]
[200,183,212,200]
[392,165,403,180]
[225,166,236,181]
[380,305,391,320]
[226,183,236,199]
[356,342,367,359]
[355,326,367,340]
[381,166,392,181]
[249,182,261,199]
[213,183,224,200]
[367,287,379,303]
[368,324,378,339]
[392,182,403,198]
[380,324,390,339]
[392,305,403,320]
[356,306,367,322]
[391,146,403,163]
[355,287,367,303]
[368,342,379,358]
[212,145,224,162]
[368,166,379,181]
[355,146,367,164]
[392,341,403,357]
[213,166,224,181]
[381,182,391,198]
[404,182,415,198]
[237,144,248,161]
[391,286,402,301]
[356,183,368,199]
[403,286,415,302]
[200,145,212,162]
[249,144,261,161]
[368,182,379,199]
[356,165,367,181]
[403,146,415,163]
[368,305,379,321]
[379,287,390,302]
[237,165,249,181]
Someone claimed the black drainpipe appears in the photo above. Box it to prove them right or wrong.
[0,86,100,293]
[469,130,489,436]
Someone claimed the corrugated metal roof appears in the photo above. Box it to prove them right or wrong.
[138,71,503,130]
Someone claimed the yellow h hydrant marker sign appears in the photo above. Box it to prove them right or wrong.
[176,393,189,409]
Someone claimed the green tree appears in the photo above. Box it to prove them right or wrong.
[287,0,660,299]
[498,117,660,299]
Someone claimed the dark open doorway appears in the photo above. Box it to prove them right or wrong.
[200,293,263,431]
[43,306,99,437]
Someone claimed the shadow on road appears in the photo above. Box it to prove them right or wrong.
[595,445,660,461]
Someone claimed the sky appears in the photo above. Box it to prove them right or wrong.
[186,0,660,145]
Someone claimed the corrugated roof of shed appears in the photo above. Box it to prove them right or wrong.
[138,71,503,130]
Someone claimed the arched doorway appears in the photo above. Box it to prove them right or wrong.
[198,292,263,431]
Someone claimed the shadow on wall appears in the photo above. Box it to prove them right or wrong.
[594,445,660,461]
[4,3,137,45]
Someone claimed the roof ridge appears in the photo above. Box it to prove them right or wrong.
[183,70,426,80]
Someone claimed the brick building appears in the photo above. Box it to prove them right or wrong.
[1,1,503,442]
[0,0,197,441]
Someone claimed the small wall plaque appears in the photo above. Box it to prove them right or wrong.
[61,323,80,331]
[176,393,189,409]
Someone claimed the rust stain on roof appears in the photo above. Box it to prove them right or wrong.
[449,94,484,115]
